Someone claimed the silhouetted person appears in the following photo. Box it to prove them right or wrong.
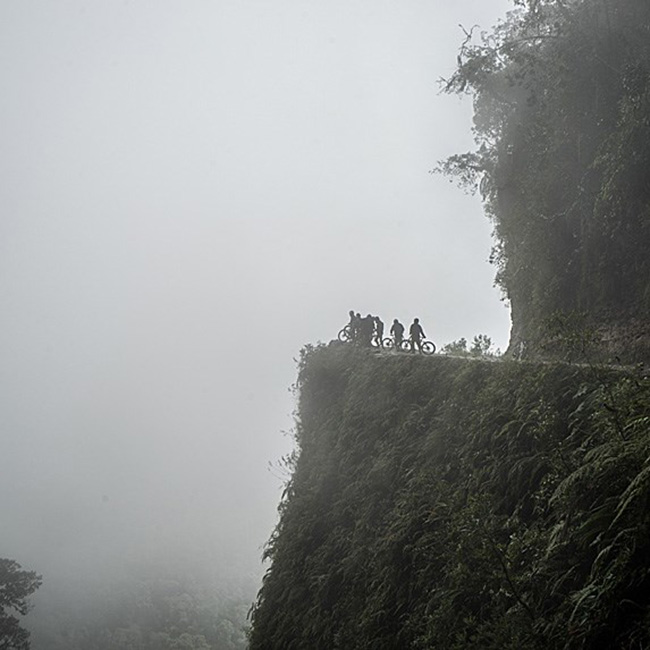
[359,314,375,347]
[354,312,363,342]
[409,317,425,352]
[373,316,384,347]
[390,318,405,349]
[348,310,359,341]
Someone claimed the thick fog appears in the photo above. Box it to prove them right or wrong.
[1,0,512,630]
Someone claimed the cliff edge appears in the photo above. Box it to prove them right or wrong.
[250,344,650,649]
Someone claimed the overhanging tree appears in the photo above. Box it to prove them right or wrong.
[438,0,650,357]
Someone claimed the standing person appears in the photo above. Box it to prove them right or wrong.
[354,312,362,341]
[347,310,359,341]
[373,316,384,348]
[390,318,405,349]
[359,314,375,347]
[409,317,426,353]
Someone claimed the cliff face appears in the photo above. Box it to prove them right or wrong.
[250,344,650,650]
[439,0,650,363]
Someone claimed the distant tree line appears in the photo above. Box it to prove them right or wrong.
[26,565,250,650]
[0,557,41,650]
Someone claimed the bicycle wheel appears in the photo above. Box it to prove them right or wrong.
[338,327,351,343]
[421,341,436,355]
[399,339,411,352]
[381,338,394,350]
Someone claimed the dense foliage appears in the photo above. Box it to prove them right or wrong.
[250,344,650,649]
[438,0,650,359]
[0,558,41,650]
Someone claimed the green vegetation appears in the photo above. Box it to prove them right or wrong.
[250,2,650,646]
[250,344,650,649]
[27,564,250,650]
[0,558,41,650]
[441,333,498,358]
[437,0,650,360]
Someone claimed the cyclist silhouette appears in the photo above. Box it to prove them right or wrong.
[359,314,375,347]
[373,316,384,347]
[390,319,405,348]
[347,310,360,341]
[409,318,425,353]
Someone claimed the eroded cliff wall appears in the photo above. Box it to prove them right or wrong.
[250,344,650,649]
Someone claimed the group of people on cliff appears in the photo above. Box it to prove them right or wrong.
[345,310,427,351]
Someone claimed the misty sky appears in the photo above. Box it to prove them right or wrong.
[1,0,512,599]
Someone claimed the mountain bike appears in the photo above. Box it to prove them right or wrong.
[338,325,353,342]
[339,325,383,346]
[400,338,436,355]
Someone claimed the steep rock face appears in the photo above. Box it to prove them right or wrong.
[250,344,650,650]
[440,0,650,364]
